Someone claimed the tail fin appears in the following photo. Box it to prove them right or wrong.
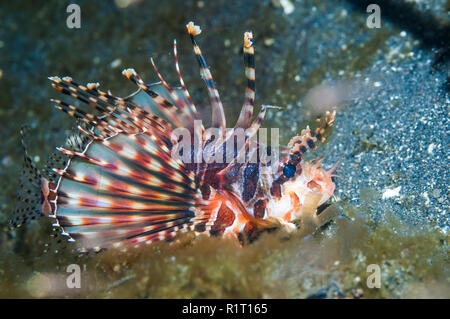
[10,125,94,229]
[9,127,46,228]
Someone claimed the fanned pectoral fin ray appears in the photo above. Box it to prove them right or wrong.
[51,130,202,251]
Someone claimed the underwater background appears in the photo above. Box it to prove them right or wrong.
[0,0,448,298]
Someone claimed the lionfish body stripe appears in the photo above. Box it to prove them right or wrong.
[12,22,337,251]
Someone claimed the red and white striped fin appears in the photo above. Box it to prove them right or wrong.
[47,130,206,251]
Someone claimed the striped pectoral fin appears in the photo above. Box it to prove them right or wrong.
[50,130,201,251]
[60,208,195,250]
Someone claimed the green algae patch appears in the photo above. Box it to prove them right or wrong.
[325,213,449,298]
[1,208,447,298]
[82,234,287,298]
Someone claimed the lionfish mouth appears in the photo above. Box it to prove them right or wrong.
[12,21,337,251]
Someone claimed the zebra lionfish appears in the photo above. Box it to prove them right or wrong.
[12,22,338,251]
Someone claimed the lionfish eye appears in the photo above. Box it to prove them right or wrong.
[283,163,296,178]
